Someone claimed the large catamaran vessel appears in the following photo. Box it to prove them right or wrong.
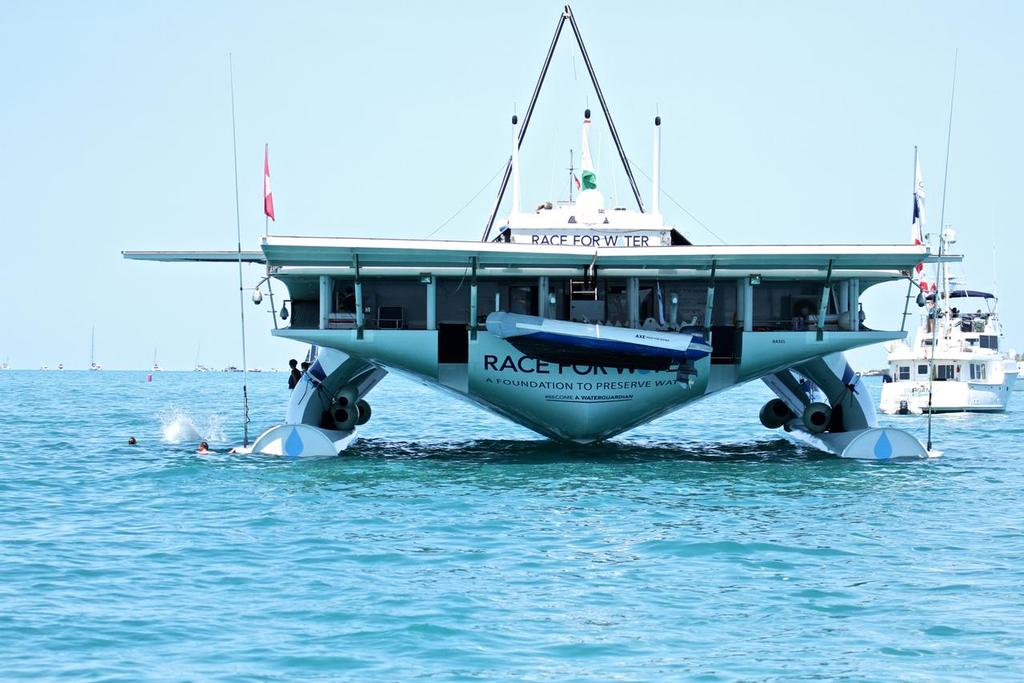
[125,6,952,459]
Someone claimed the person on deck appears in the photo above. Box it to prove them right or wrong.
[288,358,301,390]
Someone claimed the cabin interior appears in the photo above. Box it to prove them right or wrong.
[277,272,867,366]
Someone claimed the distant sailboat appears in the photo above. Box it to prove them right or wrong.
[194,342,210,371]
[1,357,9,370]
[152,346,162,372]
[89,326,102,370]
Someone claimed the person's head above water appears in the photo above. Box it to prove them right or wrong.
[289,359,298,369]
[198,441,209,453]
[128,437,137,445]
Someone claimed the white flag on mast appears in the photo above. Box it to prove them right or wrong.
[580,114,597,190]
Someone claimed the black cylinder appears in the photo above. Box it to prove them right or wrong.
[802,402,833,434]
[512,114,518,125]
[759,398,793,429]
[584,108,591,119]
[655,115,661,126]
[356,399,372,426]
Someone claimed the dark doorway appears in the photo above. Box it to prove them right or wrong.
[710,326,742,365]
[438,324,469,363]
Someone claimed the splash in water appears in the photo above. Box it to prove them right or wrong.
[159,407,227,444]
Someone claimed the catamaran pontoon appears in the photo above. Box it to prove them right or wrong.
[124,5,954,459]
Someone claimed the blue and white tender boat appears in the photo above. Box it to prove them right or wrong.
[486,312,710,377]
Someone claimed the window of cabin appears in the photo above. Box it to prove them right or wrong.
[476,281,500,325]
[935,364,956,381]
[508,284,538,315]
[436,278,471,325]
[752,282,837,331]
[898,366,911,381]
[360,280,428,330]
[604,280,628,325]
[917,364,928,376]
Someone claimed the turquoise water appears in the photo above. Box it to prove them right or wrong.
[1,370,1022,680]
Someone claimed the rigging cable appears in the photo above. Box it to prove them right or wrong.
[228,54,251,447]
[628,160,728,245]
[927,49,958,453]
[425,164,505,239]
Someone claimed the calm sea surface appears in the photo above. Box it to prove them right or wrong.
[0,370,1022,681]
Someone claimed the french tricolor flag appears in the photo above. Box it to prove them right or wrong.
[911,155,928,291]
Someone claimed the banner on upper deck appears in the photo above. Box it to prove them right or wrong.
[508,228,673,248]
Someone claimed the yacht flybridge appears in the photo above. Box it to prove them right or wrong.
[124,5,954,459]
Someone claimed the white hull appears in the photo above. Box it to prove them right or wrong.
[882,279,1016,415]
[880,374,1016,414]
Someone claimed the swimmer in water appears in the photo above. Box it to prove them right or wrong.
[128,437,137,445]
[197,441,211,454]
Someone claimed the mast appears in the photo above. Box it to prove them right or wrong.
[564,5,645,213]
[481,8,566,241]
[900,146,919,333]
[264,142,278,330]
[90,325,95,367]
[481,4,646,240]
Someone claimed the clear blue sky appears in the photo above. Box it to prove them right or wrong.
[2,1,1021,370]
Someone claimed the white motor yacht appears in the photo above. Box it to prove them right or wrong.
[881,285,1016,413]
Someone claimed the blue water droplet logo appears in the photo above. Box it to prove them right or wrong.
[284,427,304,458]
[874,431,893,459]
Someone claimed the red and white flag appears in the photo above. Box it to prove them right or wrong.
[264,145,275,221]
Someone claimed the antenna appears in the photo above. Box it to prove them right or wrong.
[652,115,662,215]
[927,49,958,452]
[229,54,251,447]
[992,244,999,298]
[510,115,522,215]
